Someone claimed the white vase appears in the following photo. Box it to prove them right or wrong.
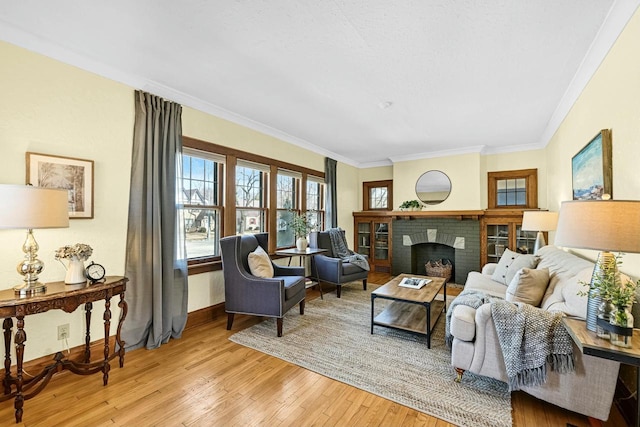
[296,237,308,251]
[64,257,87,284]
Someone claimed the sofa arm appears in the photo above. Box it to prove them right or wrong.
[450,305,477,341]
[481,263,498,276]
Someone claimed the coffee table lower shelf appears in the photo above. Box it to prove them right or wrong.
[371,299,445,347]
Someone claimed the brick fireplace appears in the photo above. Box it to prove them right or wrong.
[392,218,480,284]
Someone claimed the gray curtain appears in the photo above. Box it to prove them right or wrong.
[325,157,337,229]
[122,90,188,351]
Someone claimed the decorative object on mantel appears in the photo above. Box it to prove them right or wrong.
[554,200,640,332]
[399,199,423,211]
[0,184,69,295]
[288,211,313,251]
[571,129,612,200]
[55,243,93,284]
[415,170,452,206]
[26,152,95,219]
[520,211,559,254]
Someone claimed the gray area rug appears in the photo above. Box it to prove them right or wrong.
[229,284,512,427]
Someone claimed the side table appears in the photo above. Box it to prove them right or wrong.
[0,276,128,423]
[275,248,327,299]
[563,317,640,427]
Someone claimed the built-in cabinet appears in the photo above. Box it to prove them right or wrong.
[354,216,392,272]
[480,210,544,266]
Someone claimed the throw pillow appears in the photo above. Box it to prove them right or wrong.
[491,248,539,285]
[248,246,274,278]
[506,267,550,306]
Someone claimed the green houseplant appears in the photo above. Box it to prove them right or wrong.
[289,212,312,250]
[399,200,423,211]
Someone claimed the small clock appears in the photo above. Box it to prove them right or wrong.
[86,261,106,284]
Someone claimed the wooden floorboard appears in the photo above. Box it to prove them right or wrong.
[0,271,624,426]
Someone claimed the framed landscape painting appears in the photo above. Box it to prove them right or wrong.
[571,129,612,200]
[26,152,94,219]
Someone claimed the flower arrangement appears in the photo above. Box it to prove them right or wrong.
[55,243,93,261]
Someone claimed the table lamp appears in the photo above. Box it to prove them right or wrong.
[0,184,69,295]
[554,200,640,331]
[521,211,559,254]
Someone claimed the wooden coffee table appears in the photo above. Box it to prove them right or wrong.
[370,274,446,348]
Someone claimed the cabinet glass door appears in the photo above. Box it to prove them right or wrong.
[516,225,537,255]
[486,224,509,263]
[357,222,371,256]
[373,222,389,261]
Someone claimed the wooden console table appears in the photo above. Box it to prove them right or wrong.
[0,276,128,423]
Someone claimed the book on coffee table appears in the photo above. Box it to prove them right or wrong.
[398,277,432,289]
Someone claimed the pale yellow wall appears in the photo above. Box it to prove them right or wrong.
[392,153,483,210]
[546,7,640,280]
[0,41,132,359]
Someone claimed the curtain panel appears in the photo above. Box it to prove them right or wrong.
[325,157,337,229]
[122,91,188,351]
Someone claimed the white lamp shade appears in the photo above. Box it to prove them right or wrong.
[521,211,559,232]
[0,184,69,229]
[554,200,640,253]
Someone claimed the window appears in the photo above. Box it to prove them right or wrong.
[181,149,223,260]
[182,136,325,273]
[488,169,537,209]
[276,171,299,248]
[306,178,325,232]
[236,162,268,235]
[363,180,393,210]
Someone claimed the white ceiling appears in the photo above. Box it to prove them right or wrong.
[1,1,639,167]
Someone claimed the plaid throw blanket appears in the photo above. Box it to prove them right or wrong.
[445,289,499,348]
[327,227,369,271]
[491,300,574,391]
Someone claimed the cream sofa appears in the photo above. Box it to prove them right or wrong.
[449,245,620,421]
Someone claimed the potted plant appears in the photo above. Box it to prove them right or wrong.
[399,200,423,211]
[289,212,312,250]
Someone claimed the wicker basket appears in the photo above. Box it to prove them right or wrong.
[425,259,452,281]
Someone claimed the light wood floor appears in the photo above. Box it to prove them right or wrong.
[0,272,627,426]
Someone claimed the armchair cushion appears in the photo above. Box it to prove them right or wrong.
[506,267,550,306]
[281,276,306,300]
[491,248,539,285]
[248,246,274,278]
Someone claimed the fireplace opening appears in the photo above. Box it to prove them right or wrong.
[413,243,455,280]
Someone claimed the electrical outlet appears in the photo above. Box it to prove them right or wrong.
[57,324,69,341]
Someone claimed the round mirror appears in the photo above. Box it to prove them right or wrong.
[415,170,452,205]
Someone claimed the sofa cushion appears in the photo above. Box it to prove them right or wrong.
[506,267,550,306]
[491,249,539,285]
[451,305,477,341]
[248,245,274,278]
[280,275,305,300]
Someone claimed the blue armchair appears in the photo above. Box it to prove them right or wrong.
[220,233,306,337]
[309,231,368,298]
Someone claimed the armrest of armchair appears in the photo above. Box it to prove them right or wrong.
[313,254,342,283]
[273,264,305,277]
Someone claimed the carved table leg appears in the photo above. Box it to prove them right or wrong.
[14,314,26,423]
[103,296,112,386]
[3,318,13,395]
[84,302,93,363]
[116,292,128,368]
